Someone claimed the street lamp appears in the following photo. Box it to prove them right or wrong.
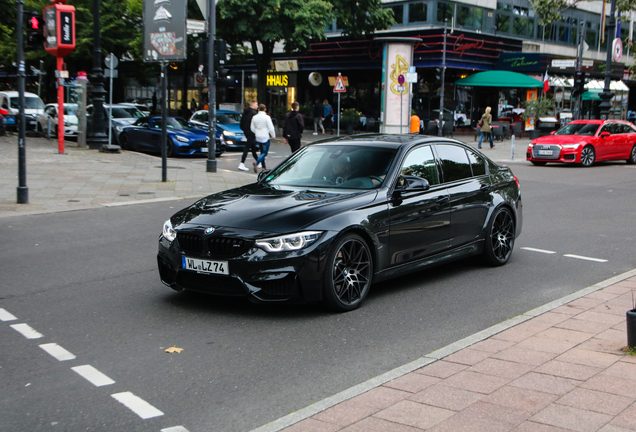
[599,0,617,119]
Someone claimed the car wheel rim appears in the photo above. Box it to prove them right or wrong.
[490,210,514,261]
[332,239,371,306]
[581,147,594,165]
[631,146,636,162]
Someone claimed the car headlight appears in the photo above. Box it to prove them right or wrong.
[115,125,124,132]
[561,142,584,149]
[175,135,189,143]
[163,219,177,242]
[222,130,235,137]
[527,143,534,148]
[255,231,322,252]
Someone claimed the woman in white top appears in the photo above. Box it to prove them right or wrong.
[250,104,276,172]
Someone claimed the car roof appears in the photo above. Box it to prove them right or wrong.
[568,119,632,125]
[0,91,40,97]
[309,134,466,150]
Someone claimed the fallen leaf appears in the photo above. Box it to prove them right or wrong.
[165,346,184,353]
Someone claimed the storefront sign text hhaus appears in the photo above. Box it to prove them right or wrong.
[266,72,297,87]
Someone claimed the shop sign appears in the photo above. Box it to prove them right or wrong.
[274,60,298,72]
[328,76,349,86]
[452,34,485,57]
[498,53,542,71]
[266,72,297,87]
[143,0,187,62]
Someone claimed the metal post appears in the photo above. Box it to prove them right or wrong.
[438,20,447,137]
[87,0,108,150]
[108,53,114,146]
[16,0,28,204]
[161,60,167,183]
[574,21,586,120]
[56,56,65,153]
[38,60,43,97]
[511,135,515,160]
[599,0,617,119]
[206,0,217,173]
[337,91,341,136]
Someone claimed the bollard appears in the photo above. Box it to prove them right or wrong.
[628,309,636,348]
[511,135,515,160]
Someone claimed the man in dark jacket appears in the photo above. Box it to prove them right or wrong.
[283,102,305,153]
[312,99,324,135]
[238,100,259,171]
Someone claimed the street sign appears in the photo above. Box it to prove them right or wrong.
[186,19,207,34]
[143,0,187,62]
[551,59,576,68]
[408,66,416,73]
[396,85,405,92]
[105,54,118,70]
[397,74,405,85]
[405,72,417,83]
[613,38,623,62]
[104,69,118,78]
[333,75,346,93]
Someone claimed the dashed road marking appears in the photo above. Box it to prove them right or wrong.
[161,427,190,432]
[564,254,608,263]
[521,247,556,254]
[111,392,164,419]
[10,323,43,339]
[0,308,17,321]
[39,343,76,361]
[71,365,115,387]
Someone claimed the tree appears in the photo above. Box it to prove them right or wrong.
[217,0,395,104]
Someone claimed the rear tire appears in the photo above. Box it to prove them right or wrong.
[323,233,373,312]
[167,140,175,157]
[627,145,636,164]
[580,145,595,167]
[482,207,515,266]
[531,161,547,166]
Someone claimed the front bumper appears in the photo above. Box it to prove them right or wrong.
[526,145,580,163]
[157,230,336,303]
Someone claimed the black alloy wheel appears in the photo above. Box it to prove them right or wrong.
[324,233,373,312]
[119,133,130,150]
[483,207,515,266]
[627,145,636,164]
[167,140,175,157]
[580,145,595,167]
[531,161,547,166]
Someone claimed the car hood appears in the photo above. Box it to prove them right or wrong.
[112,118,139,126]
[171,183,378,235]
[167,128,208,140]
[532,134,593,145]
[218,123,244,134]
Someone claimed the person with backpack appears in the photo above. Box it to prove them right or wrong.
[282,102,305,153]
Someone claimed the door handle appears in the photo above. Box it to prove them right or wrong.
[436,195,449,204]
[480,184,490,192]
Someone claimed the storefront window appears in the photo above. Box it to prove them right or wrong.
[409,2,428,23]
[437,2,453,24]
[386,4,404,25]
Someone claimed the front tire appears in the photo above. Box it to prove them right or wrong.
[627,145,636,164]
[323,233,373,312]
[483,207,515,266]
[580,145,595,167]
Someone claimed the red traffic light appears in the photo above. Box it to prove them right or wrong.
[30,16,40,30]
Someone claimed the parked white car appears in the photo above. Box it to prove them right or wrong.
[0,91,45,131]
[36,103,79,137]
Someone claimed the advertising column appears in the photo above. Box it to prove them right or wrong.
[377,38,420,134]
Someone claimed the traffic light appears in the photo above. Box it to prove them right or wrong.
[25,12,44,50]
[198,39,210,76]
[214,39,229,77]
[434,67,442,81]
[572,71,586,97]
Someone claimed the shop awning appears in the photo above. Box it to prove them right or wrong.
[456,71,542,88]
[582,89,602,101]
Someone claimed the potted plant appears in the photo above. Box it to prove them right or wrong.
[340,108,361,134]
[522,96,553,139]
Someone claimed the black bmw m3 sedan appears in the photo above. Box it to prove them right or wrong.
[157,134,522,311]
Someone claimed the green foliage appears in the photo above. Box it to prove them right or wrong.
[340,108,361,124]
[330,0,395,39]
[522,96,553,120]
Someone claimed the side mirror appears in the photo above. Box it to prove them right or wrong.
[600,131,610,138]
[257,169,271,182]
[395,175,430,192]
[550,131,555,135]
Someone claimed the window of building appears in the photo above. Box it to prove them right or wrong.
[409,2,428,23]
[497,2,512,12]
[437,2,453,24]
[386,4,404,25]
[496,14,510,33]
[513,17,534,36]
[457,6,473,27]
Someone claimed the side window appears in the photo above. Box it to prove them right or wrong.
[400,145,440,186]
[600,124,612,135]
[467,150,487,176]
[435,144,472,182]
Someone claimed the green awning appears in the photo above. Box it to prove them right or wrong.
[582,89,602,101]
[456,71,543,88]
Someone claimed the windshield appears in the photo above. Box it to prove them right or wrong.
[64,105,78,115]
[555,123,600,136]
[10,97,44,110]
[264,145,398,190]
[152,117,193,130]
[109,106,144,119]
[217,112,241,124]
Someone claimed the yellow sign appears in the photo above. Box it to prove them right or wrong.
[267,74,289,87]
[328,76,349,86]
[390,54,409,95]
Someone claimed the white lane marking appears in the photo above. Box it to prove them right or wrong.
[71,365,115,387]
[162,427,190,432]
[39,343,76,361]
[0,308,17,321]
[111,392,164,419]
[564,254,608,263]
[521,247,556,254]
[10,323,43,339]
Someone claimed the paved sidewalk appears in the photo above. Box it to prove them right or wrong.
[257,271,636,432]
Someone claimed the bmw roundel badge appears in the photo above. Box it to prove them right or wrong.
[205,227,215,235]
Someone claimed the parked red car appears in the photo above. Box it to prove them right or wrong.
[527,120,636,167]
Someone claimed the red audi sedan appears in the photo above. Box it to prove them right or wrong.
[527,120,636,167]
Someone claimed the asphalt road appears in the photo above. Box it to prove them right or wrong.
[1,161,635,431]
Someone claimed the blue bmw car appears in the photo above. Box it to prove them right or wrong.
[189,110,247,150]
[118,117,225,157]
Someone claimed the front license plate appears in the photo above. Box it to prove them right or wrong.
[200,147,208,152]
[241,137,247,142]
[182,257,228,275]
[537,150,553,156]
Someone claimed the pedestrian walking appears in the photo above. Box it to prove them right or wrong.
[238,100,259,171]
[283,101,305,153]
[478,106,494,149]
[323,99,334,134]
[313,99,325,135]
[251,104,276,173]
